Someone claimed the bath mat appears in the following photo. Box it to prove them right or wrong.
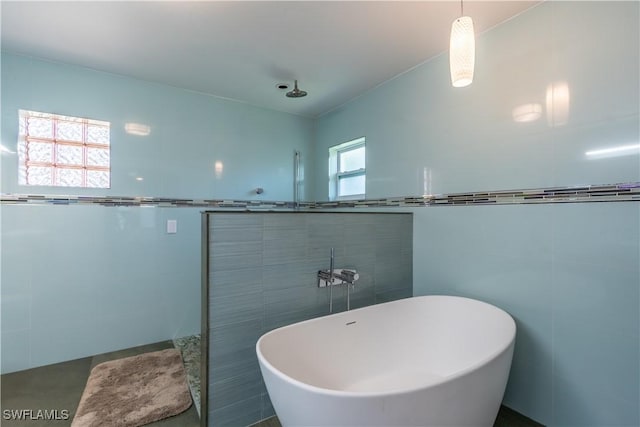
[71,348,192,427]
[173,335,201,415]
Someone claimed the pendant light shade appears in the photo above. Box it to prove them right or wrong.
[450,16,475,88]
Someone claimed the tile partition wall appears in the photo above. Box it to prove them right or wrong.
[201,212,413,427]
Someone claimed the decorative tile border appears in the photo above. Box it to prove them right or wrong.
[0,194,297,209]
[1,182,639,208]
[426,182,640,206]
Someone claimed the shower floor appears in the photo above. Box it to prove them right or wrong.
[173,334,201,415]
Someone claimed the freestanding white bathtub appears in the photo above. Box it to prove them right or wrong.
[256,295,516,427]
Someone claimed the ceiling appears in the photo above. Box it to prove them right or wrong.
[1,1,541,118]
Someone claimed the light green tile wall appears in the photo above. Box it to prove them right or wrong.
[314,2,639,425]
[0,53,315,374]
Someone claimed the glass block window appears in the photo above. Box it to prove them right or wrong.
[329,137,365,200]
[18,110,110,188]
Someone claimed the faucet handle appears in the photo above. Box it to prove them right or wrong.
[317,269,335,287]
[340,269,356,281]
[336,269,359,284]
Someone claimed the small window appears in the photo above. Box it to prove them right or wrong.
[18,110,111,188]
[329,137,365,200]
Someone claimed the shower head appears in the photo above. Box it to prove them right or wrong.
[286,80,307,98]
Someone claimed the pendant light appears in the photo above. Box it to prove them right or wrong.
[449,0,475,88]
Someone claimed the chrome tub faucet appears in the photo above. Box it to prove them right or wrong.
[317,248,359,312]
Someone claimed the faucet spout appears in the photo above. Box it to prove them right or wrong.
[333,269,357,284]
[317,268,359,287]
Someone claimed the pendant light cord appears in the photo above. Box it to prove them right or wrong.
[461,0,464,16]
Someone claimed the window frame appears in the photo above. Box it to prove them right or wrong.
[17,109,111,189]
[329,137,366,201]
